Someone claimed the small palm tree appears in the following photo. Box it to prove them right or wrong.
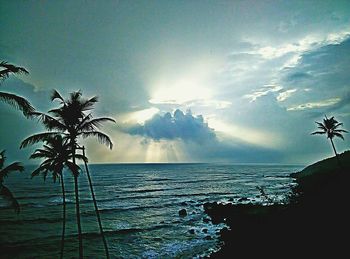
[0,150,24,213]
[0,61,34,117]
[21,90,115,259]
[312,115,348,163]
[29,135,86,259]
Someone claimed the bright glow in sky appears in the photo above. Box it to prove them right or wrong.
[1,0,350,164]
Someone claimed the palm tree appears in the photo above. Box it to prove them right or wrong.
[0,61,34,117]
[0,150,24,214]
[21,90,115,259]
[29,135,86,259]
[311,115,348,163]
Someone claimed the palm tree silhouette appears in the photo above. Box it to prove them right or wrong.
[0,61,34,117]
[21,90,115,259]
[312,115,348,163]
[29,135,86,259]
[0,150,24,214]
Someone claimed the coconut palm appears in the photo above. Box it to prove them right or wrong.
[29,135,86,259]
[21,90,115,259]
[0,61,34,117]
[0,150,24,214]
[312,115,348,163]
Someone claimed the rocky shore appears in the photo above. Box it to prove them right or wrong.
[203,151,350,257]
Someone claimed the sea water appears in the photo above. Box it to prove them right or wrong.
[0,163,303,258]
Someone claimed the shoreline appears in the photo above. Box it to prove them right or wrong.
[203,151,350,257]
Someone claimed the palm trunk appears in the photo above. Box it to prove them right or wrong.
[72,145,83,259]
[60,174,66,259]
[330,138,341,167]
[82,147,110,259]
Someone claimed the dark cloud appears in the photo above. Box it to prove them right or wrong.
[1,78,51,110]
[280,37,350,117]
[123,109,215,143]
[284,72,312,82]
[0,78,50,162]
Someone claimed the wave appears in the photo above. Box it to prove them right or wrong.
[131,188,165,193]
[0,217,62,225]
[1,223,172,248]
[144,178,171,182]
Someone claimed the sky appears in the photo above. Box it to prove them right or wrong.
[1,0,350,164]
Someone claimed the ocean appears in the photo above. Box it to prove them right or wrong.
[0,163,303,258]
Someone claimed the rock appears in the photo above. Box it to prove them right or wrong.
[189,229,195,234]
[202,228,208,233]
[179,208,187,217]
[203,217,210,223]
[205,235,212,240]
[228,198,234,201]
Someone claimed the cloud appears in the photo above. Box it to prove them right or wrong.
[287,97,341,111]
[278,36,350,115]
[122,109,215,143]
[277,89,297,102]
[244,84,283,102]
[0,78,50,162]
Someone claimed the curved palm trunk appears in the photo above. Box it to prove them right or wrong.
[60,174,66,259]
[72,146,83,259]
[330,138,341,166]
[82,147,110,259]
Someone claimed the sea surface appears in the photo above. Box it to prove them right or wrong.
[0,163,303,258]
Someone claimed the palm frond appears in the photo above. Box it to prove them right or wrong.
[76,113,93,130]
[0,162,24,180]
[29,151,53,159]
[65,161,80,177]
[31,166,46,178]
[80,131,114,149]
[311,131,326,135]
[0,61,29,80]
[0,150,5,169]
[0,91,35,117]
[74,154,88,163]
[21,132,62,148]
[334,129,348,133]
[79,117,115,131]
[51,89,65,103]
[315,122,327,131]
[30,112,67,131]
[80,96,98,111]
[0,184,20,213]
[333,122,343,129]
[333,132,345,140]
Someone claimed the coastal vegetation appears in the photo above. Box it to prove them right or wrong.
[312,115,348,165]
[21,90,115,258]
[1,60,115,258]
[0,61,33,213]
[0,61,34,117]
[0,150,24,214]
[28,135,84,259]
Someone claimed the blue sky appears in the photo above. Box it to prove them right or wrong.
[1,0,350,164]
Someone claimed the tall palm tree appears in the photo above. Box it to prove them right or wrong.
[312,115,348,163]
[0,150,24,214]
[29,135,86,259]
[21,90,115,259]
[0,61,34,117]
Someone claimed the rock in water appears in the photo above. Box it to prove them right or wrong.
[179,208,187,217]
